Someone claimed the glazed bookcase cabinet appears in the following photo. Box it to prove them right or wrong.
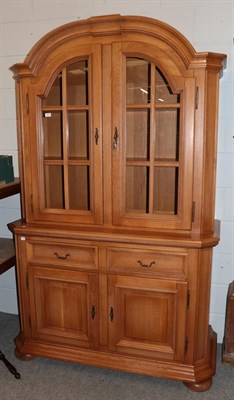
[10,15,226,392]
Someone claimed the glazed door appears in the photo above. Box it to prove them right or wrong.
[112,42,195,230]
[29,44,103,225]
[108,275,187,361]
[28,266,99,348]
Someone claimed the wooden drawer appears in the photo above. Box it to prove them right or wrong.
[26,239,98,270]
[106,246,187,279]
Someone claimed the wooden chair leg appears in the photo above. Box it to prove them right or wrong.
[0,350,20,379]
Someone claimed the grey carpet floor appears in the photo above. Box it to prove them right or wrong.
[0,312,233,400]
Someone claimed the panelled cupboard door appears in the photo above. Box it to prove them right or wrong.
[28,44,103,225]
[108,275,187,361]
[112,42,196,230]
[27,266,99,348]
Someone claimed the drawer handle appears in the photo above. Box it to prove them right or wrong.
[137,260,156,268]
[54,252,71,260]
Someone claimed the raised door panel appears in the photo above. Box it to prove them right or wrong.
[27,44,103,225]
[112,42,195,230]
[28,266,99,348]
[108,275,187,361]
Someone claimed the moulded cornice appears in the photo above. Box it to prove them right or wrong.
[10,14,226,79]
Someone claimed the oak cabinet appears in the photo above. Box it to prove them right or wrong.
[10,15,226,392]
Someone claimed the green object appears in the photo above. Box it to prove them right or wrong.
[0,155,14,184]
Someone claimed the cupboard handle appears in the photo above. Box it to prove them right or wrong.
[113,127,118,149]
[137,260,156,268]
[54,252,70,260]
[110,307,114,322]
[91,305,96,320]
[95,128,99,145]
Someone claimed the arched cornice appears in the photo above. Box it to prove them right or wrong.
[10,14,226,79]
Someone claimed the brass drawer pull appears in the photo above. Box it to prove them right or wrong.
[137,260,156,268]
[54,252,71,260]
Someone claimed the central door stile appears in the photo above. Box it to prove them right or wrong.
[102,44,113,226]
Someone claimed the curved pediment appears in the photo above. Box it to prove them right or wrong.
[10,14,226,80]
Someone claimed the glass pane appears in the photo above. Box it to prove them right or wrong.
[155,110,180,161]
[155,68,180,104]
[126,110,150,160]
[126,167,149,213]
[43,111,63,159]
[126,58,150,104]
[42,73,62,106]
[44,165,64,209]
[153,167,178,214]
[68,111,89,160]
[68,166,90,210]
[67,61,88,106]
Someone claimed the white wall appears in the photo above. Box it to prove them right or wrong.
[0,0,233,343]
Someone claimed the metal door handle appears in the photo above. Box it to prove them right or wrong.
[113,127,118,149]
[91,305,96,320]
[110,307,114,322]
[95,128,99,145]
